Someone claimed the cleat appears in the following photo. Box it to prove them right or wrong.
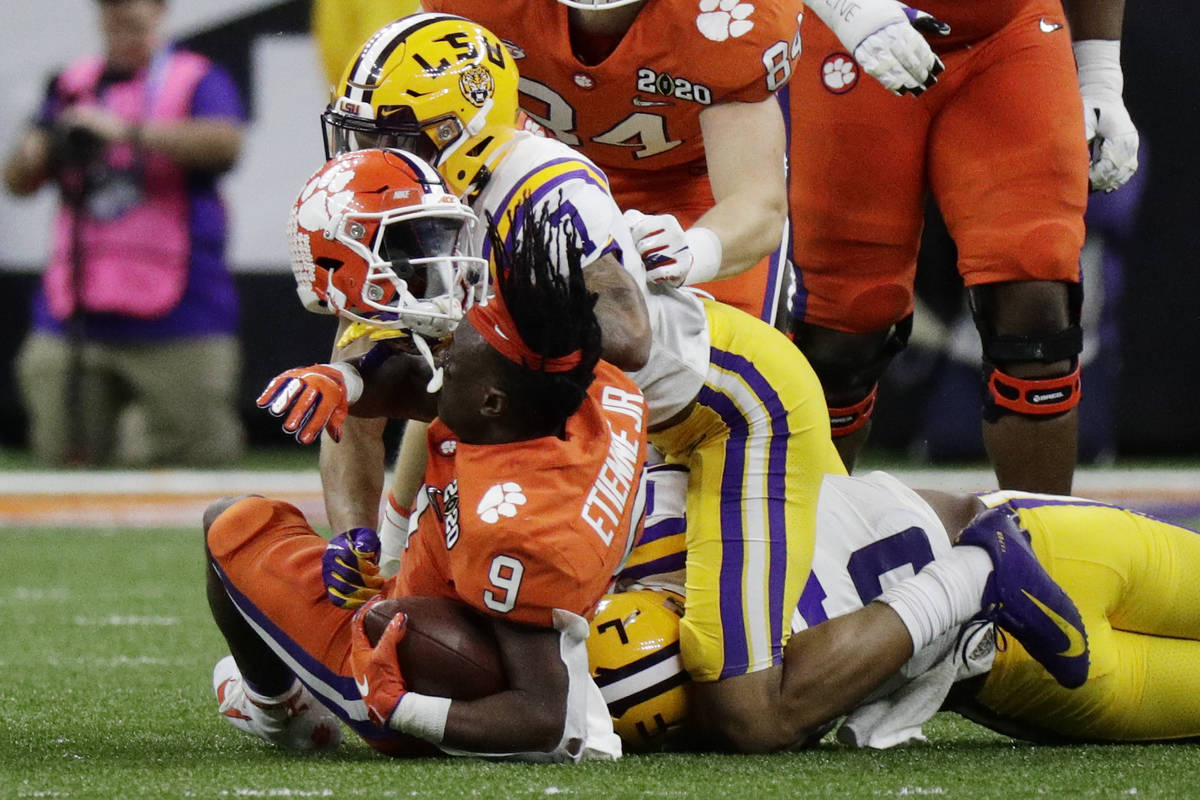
[956,507,1089,688]
[212,655,343,750]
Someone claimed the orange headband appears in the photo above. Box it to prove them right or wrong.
[467,296,583,374]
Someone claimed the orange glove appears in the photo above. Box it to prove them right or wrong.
[350,597,410,728]
[256,363,362,444]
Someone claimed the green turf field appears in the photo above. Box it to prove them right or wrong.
[5,525,1200,799]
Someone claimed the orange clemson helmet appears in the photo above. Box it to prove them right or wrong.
[288,147,488,342]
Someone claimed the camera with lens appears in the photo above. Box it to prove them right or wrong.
[48,121,106,168]
[47,119,144,219]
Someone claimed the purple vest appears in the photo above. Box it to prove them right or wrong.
[45,50,210,321]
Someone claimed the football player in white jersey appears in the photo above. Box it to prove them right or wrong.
[599,468,1200,750]
[269,14,1088,753]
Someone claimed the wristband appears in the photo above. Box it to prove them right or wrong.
[807,0,902,51]
[378,492,410,578]
[681,226,722,286]
[328,361,364,404]
[1073,39,1123,95]
[389,691,452,742]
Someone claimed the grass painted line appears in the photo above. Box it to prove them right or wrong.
[0,467,1195,528]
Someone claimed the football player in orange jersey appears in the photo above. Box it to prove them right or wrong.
[295,17,1092,754]
[204,163,646,760]
[787,0,1138,495]
[417,0,803,325]
[414,0,952,325]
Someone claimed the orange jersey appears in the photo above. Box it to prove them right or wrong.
[789,2,1085,332]
[393,361,648,627]
[425,0,804,174]
[914,0,1056,51]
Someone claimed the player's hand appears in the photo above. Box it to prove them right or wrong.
[623,209,693,287]
[813,0,950,96]
[255,363,362,444]
[322,527,385,609]
[350,597,409,728]
[1075,40,1139,193]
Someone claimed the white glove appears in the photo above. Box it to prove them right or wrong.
[622,209,721,287]
[808,0,950,96]
[1074,39,1139,193]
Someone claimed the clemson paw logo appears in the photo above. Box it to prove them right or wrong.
[295,158,358,233]
[821,53,858,94]
[696,0,755,42]
[477,482,526,524]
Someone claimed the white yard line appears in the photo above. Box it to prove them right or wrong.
[0,467,1195,528]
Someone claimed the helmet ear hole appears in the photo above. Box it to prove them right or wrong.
[464,136,493,159]
[315,257,343,271]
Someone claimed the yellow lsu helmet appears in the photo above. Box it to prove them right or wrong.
[322,13,521,197]
[587,589,691,753]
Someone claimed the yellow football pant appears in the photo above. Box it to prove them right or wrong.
[977,498,1200,741]
[647,300,846,682]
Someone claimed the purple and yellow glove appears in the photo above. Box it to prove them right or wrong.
[322,527,385,609]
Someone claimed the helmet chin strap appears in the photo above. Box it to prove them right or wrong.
[465,98,494,137]
[410,331,444,393]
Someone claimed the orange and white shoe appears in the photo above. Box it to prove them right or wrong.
[212,655,342,751]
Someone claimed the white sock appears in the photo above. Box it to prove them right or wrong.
[243,677,300,708]
[876,546,993,653]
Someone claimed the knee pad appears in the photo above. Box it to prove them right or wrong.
[969,285,1083,422]
[983,362,1081,420]
[826,386,878,438]
[794,317,912,438]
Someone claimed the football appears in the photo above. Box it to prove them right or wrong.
[362,595,507,700]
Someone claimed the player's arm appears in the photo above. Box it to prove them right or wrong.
[689,603,915,752]
[320,417,387,533]
[693,96,788,279]
[353,606,600,760]
[623,96,787,287]
[913,490,986,541]
[541,169,651,369]
[586,251,652,371]
[320,342,437,531]
[1062,0,1138,192]
[314,320,390,532]
[309,319,434,531]
[440,618,572,753]
[1062,0,1124,39]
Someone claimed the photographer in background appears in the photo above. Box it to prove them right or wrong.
[2,0,247,466]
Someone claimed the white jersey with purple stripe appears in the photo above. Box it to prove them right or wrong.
[792,471,955,633]
[471,131,710,427]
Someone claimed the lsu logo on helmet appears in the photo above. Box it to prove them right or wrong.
[459,65,495,107]
[587,589,691,752]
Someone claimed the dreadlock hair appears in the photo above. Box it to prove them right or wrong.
[485,195,603,426]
